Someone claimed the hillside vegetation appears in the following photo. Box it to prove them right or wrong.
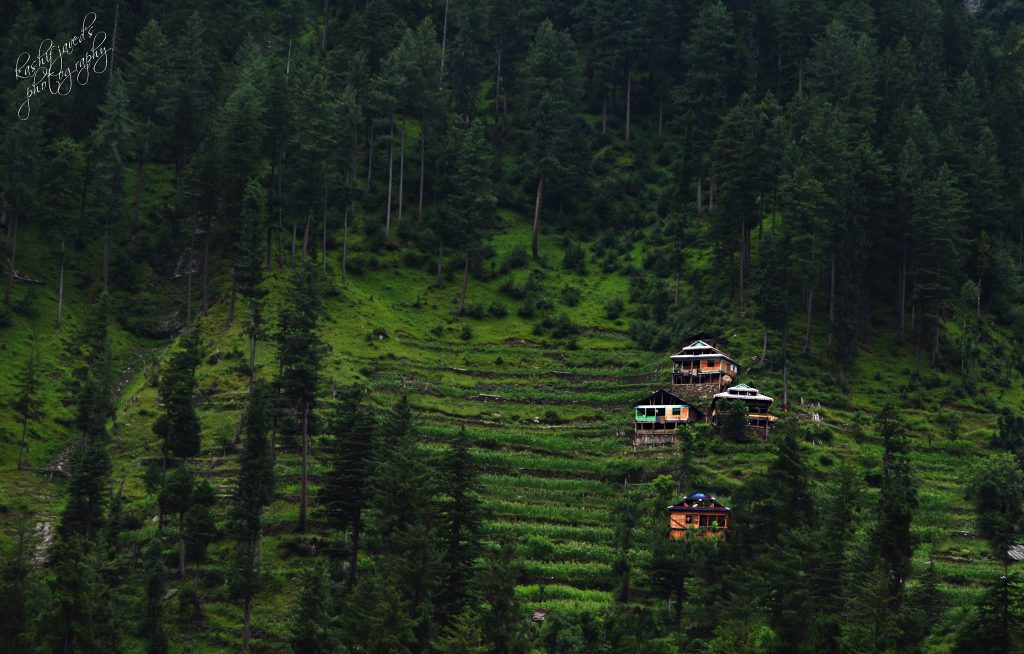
[2,1,1024,654]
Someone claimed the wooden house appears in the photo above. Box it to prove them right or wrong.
[710,384,776,430]
[633,389,704,447]
[668,491,730,540]
[670,340,740,388]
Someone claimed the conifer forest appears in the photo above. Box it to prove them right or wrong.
[4,0,1024,652]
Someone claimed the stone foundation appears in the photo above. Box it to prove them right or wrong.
[670,383,722,401]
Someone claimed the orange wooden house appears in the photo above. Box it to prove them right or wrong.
[670,340,740,387]
[633,388,704,446]
[710,384,777,431]
[668,492,731,540]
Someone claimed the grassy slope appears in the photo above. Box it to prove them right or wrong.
[1,166,1021,652]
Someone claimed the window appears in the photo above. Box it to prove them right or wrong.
[656,407,665,417]
[685,515,693,524]
[671,407,681,416]
[699,515,709,527]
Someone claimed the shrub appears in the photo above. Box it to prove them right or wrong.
[560,285,582,307]
[462,302,486,319]
[430,325,444,337]
[605,298,625,320]
[0,304,10,328]
[562,242,587,273]
[542,409,561,424]
[506,246,528,270]
[460,325,473,340]
[487,302,508,318]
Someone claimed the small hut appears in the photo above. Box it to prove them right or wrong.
[633,389,704,447]
[710,384,776,431]
[668,492,731,540]
[670,340,740,388]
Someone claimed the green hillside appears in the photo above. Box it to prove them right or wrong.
[5,1,1024,653]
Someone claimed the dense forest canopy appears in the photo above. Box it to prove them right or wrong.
[2,0,1024,652]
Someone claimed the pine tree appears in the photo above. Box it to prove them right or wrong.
[954,574,1024,654]
[140,541,168,654]
[911,165,966,366]
[437,426,484,620]
[12,339,39,470]
[365,395,442,649]
[291,557,334,654]
[153,327,203,464]
[320,387,377,587]
[475,543,527,654]
[230,380,276,652]
[90,72,136,288]
[521,20,587,260]
[441,117,496,314]
[968,453,1024,568]
[872,404,917,599]
[153,462,216,581]
[433,608,489,654]
[62,296,115,542]
[274,260,325,449]
[124,19,173,233]
[0,525,34,654]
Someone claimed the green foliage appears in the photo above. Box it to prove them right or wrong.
[967,453,1024,565]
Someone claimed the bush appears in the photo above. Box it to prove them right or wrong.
[535,313,580,339]
[0,304,11,328]
[460,325,473,340]
[506,246,528,270]
[462,302,486,319]
[560,285,582,307]
[487,302,508,318]
[562,242,587,273]
[605,298,625,320]
[542,409,561,424]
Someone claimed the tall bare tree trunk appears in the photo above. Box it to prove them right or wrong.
[495,46,503,120]
[132,116,151,233]
[418,130,425,220]
[435,238,443,288]
[321,0,329,55]
[440,0,449,73]
[102,220,110,293]
[397,121,405,227]
[322,185,328,273]
[828,253,835,348]
[602,96,607,134]
[298,404,309,534]
[186,226,194,324]
[696,176,703,218]
[782,321,789,410]
[709,178,716,212]
[202,228,209,314]
[457,253,469,315]
[78,156,90,242]
[674,269,680,304]
[302,212,311,259]
[366,122,374,189]
[532,177,544,260]
[341,206,349,284]
[658,95,663,138]
[109,3,119,73]
[178,515,186,579]
[803,285,813,354]
[291,223,297,267]
[228,275,237,326]
[625,69,632,147]
[898,250,906,335]
[739,219,746,314]
[56,239,65,330]
[4,214,16,306]
[241,598,252,653]
[385,119,394,240]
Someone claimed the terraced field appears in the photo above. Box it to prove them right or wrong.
[4,219,1019,651]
